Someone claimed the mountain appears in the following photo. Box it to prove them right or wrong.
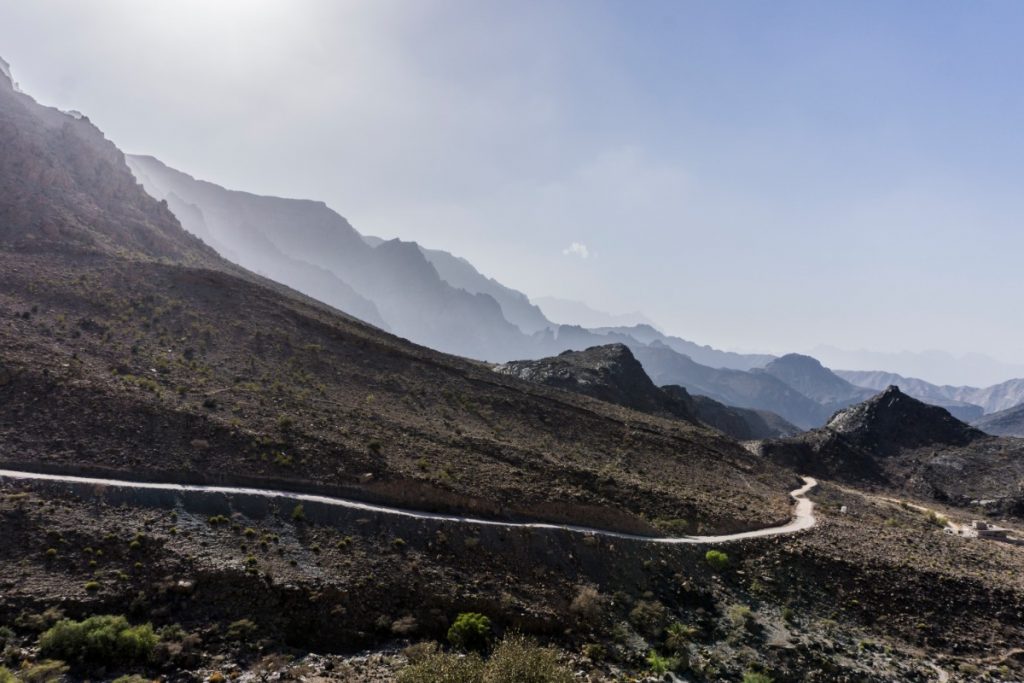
[531,296,655,328]
[973,403,1024,438]
[591,324,774,371]
[837,369,1024,416]
[0,74,217,267]
[633,342,830,429]
[494,344,798,440]
[813,345,1024,388]
[126,155,532,361]
[0,64,796,538]
[494,344,696,423]
[416,245,553,334]
[758,354,875,411]
[758,387,1024,514]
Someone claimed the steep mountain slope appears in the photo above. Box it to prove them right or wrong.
[593,324,775,370]
[0,66,795,536]
[633,343,830,429]
[417,245,553,334]
[0,72,217,266]
[126,155,531,361]
[973,402,1024,437]
[758,354,875,411]
[757,387,1024,513]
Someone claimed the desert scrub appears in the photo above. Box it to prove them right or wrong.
[705,549,729,570]
[646,649,679,675]
[743,671,774,683]
[39,614,158,667]
[447,613,492,653]
[484,634,573,683]
[291,504,306,522]
[14,660,69,683]
[397,651,484,683]
[628,600,668,639]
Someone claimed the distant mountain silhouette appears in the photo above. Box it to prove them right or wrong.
[633,343,830,429]
[758,354,875,412]
[591,324,774,371]
[531,296,656,329]
[973,403,1024,437]
[127,155,532,361]
[416,245,553,334]
[837,369,1024,416]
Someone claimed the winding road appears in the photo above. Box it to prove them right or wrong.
[0,468,817,545]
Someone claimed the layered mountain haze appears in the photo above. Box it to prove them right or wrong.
[758,354,875,412]
[127,155,532,361]
[838,369,1024,417]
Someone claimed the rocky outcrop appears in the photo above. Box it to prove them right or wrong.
[758,387,1024,514]
[495,344,697,423]
[495,345,799,439]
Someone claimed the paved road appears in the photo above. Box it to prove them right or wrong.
[0,468,817,545]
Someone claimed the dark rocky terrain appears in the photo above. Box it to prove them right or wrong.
[3,58,1024,683]
[495,344,799,440]
[757,386,1024,516]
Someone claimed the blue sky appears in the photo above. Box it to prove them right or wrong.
[2,0,1023,370]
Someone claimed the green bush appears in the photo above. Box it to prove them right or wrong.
[646,649,679,675]
[705,549,729,570]
[291,504,306,522]
[447,613,492,653]
[743,671,774,683]
[484,634,573,683]
[0,667,14,683]
[397,651,484,683]
[39,614,158,667]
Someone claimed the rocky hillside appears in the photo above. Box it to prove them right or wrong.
[494,344,798,440]
[0,64,796,537]
[494,344,697,423]
[0,69,218,267]
[973,402,1024,437]
[590,324,775,371]
[758,387,1024,514]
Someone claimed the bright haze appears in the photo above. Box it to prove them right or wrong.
[3,0,1024,383]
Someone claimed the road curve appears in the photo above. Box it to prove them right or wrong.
[0,468,817,545]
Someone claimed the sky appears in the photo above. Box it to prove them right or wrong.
[2,0,1024,377]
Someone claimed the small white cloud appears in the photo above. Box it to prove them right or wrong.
[562,241,590,259]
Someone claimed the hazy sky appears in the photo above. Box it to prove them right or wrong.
[3,0,1024,366]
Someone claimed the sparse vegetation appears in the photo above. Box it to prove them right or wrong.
[39,614,158,667]
[447,613,492,653]
[705,549,729,570]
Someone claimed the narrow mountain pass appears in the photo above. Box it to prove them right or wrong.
[0,468,817,545]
